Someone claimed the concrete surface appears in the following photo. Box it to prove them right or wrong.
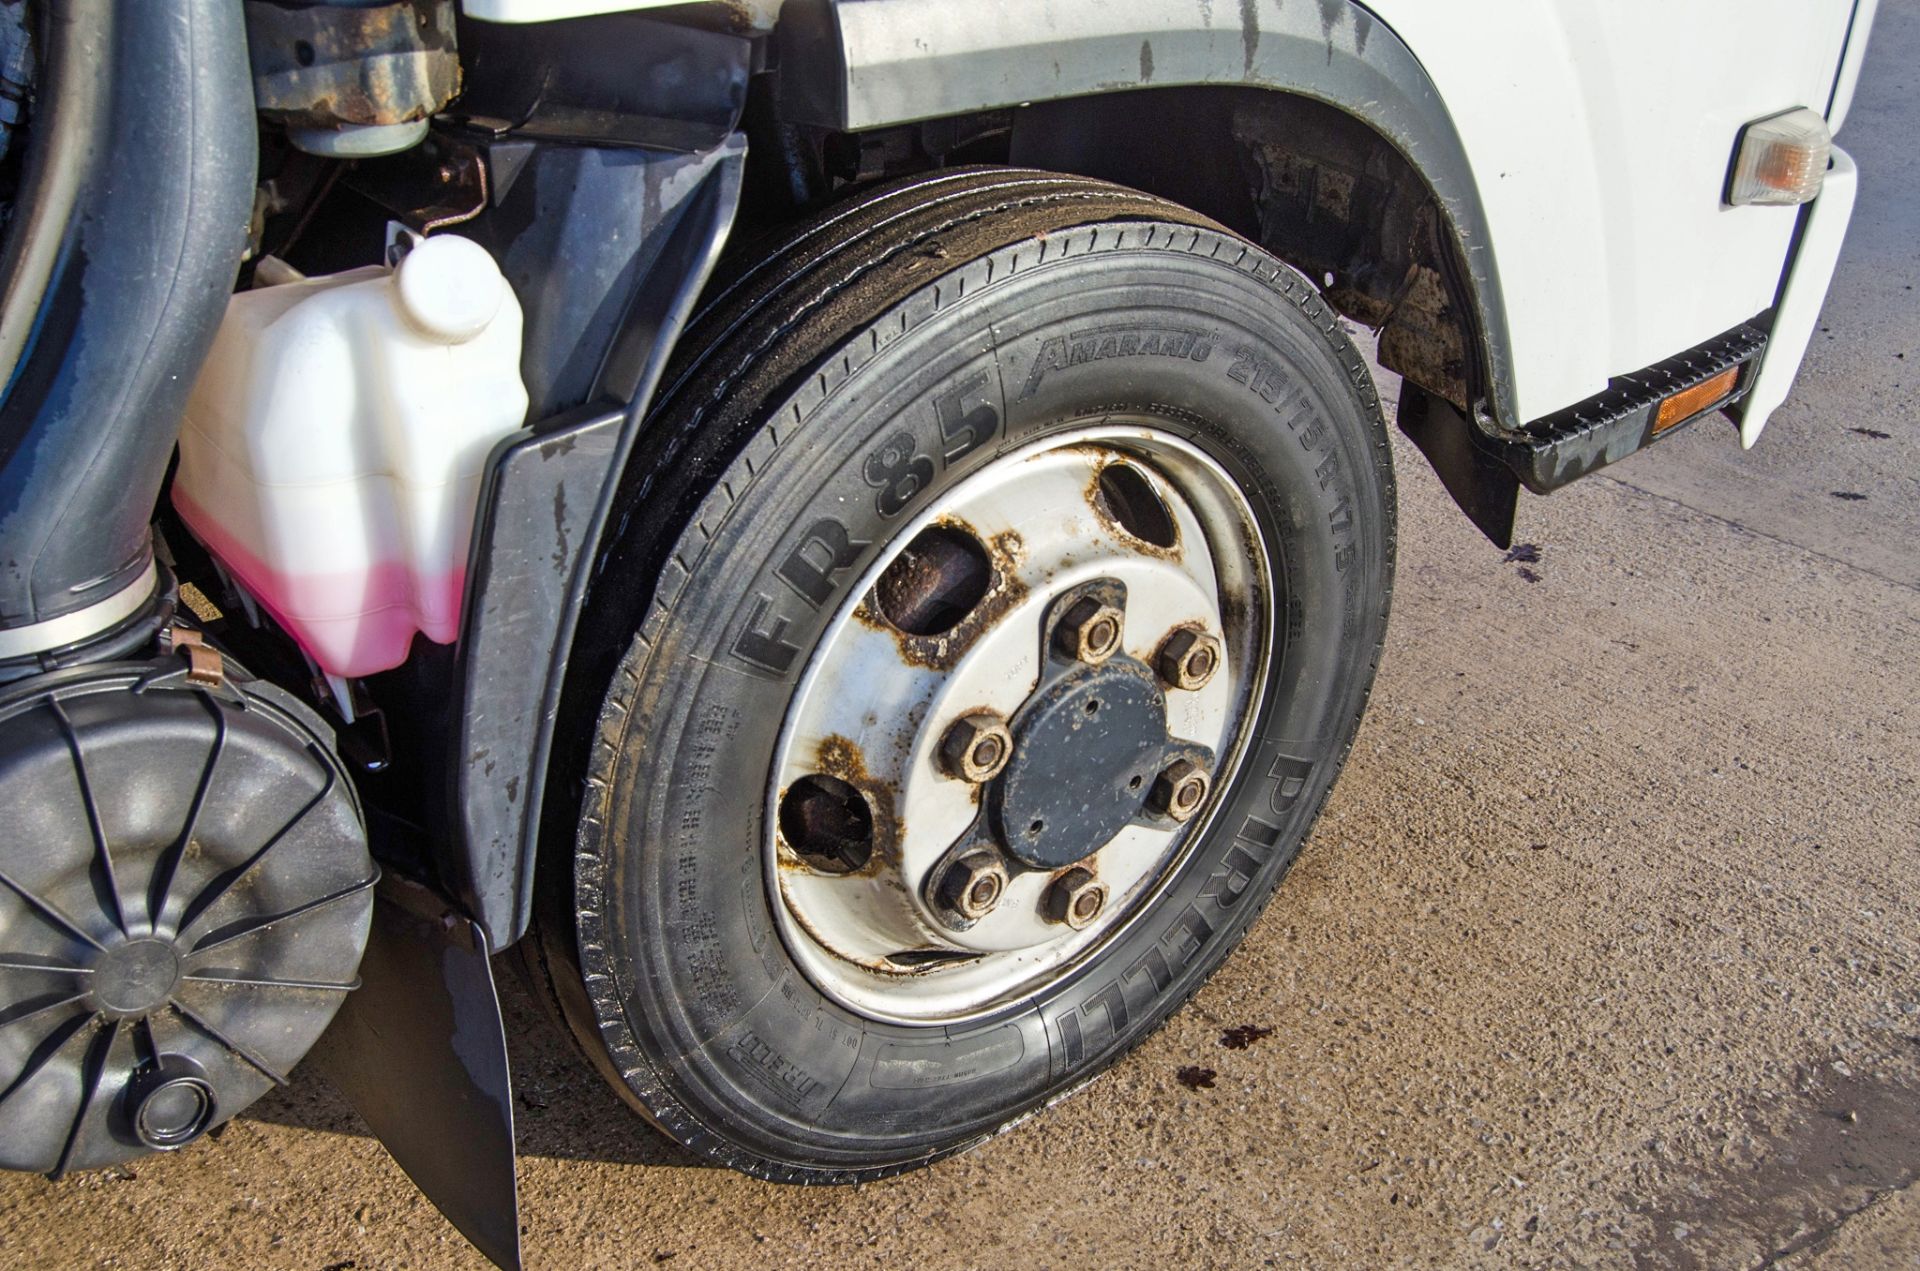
[3,8,1917,1270]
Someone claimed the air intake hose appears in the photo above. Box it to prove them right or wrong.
[0,0,257,664]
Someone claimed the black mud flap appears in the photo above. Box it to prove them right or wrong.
[1397,384,1520,549]
[309,871,520,1271]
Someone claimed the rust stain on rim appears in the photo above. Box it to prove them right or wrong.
[773,733,901,879]
[1081,451,1185,564]
[854,517,1032,672]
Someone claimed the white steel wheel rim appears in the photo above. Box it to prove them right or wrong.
[766,423,1272,1025]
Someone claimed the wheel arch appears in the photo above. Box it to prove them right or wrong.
[773,0,1516,431]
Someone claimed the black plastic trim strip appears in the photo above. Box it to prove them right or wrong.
[1493,322,1769,494]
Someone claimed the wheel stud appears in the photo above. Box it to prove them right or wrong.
[1055,598,1125,665]
[1156,627,1222,691]
[938,712,1014,782]
[1042,867,1108,930]
[935,850,1009,924]
[1149,758,1211,823]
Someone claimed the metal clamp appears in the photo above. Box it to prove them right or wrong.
[0,560,159,660]
[163,626,227,689]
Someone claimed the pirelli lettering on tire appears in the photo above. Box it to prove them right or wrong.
[1051,749,1318,1070]
[1021,323,1216,399]
[729,1029,825,1108]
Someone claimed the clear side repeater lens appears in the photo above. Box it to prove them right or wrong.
[1729,107,1832,206]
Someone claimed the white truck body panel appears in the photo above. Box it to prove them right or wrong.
[1367,0,1851,423]
[1739,145,1858,445]
[1825,0,1881,133]
[463,0,1866,436]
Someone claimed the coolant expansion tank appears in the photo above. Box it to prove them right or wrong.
[173,235,528,678]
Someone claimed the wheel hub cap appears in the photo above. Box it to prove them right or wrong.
[994,655,1166,869]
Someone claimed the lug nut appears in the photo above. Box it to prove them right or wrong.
[936,850,1008,922]
[1149,758,1212,823]
[939,712,1014,782]
[1156,627,1222,691]
[1042,867,1108,930]
[1055,598,1125,665]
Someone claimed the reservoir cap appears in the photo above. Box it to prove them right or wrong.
[395,235,505,343]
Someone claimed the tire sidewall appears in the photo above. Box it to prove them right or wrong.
[579,222,1393,1177]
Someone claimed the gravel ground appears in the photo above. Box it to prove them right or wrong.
[3,8,1916,1270]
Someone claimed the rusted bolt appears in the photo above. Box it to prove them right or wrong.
[1149,758,1212,823]
[1156,627,1222,692]
[939,712,1013,782]
[1054,598,1125,665]
[935,851,1008,923]
[1042,867,1108,930]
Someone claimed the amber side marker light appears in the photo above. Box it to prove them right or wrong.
[1654,366,1741,433]
[1728,107,1831,206]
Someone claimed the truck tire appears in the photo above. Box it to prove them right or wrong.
[531,168,1395,1181]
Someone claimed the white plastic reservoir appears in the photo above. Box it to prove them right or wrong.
[174,235,529,679]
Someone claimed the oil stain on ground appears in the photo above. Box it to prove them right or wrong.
[1176,1065,1218,1091]
[1220,1024,1275,1050]
[1625,1046,1920,1269]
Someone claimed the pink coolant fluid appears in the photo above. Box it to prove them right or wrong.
[173,236,529,679]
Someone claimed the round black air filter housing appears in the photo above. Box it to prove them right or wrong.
[0,656,373,1173]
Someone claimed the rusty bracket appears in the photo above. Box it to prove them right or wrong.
[162,626,227,689]
[345,132,490,234]
[246,0,460,131]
